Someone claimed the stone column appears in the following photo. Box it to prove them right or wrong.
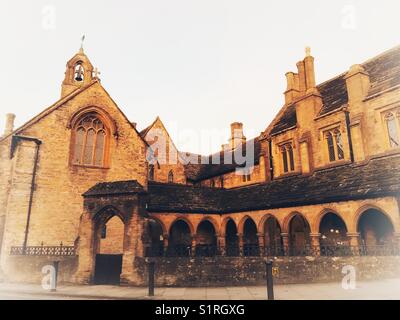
[257,233,265,256]
[281,233,290,256]
[191,235,197,257]
[73,211,95,284]
[347,232,360,256]
[218,235,226,256]
[238,233,244,256]
[310,233,321,256]
[120,207,145,286]
[162,233,169,256]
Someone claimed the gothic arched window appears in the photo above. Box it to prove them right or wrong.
[385,112,400,148]
[72,114,108,167]
[168,170,174,183]
[281,143,295,173]
[325,128,344,162]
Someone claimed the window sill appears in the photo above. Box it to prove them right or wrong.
[71,164,110,170]
[316,159,350,171]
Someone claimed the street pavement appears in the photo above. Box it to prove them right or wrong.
[0,278,399,300]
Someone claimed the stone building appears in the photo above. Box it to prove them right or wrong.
[0,45,400,286]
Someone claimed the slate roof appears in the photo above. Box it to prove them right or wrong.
[147,154,400,213]
[270,45,400,135]
[83,180,145,197]
[183,137,261,182]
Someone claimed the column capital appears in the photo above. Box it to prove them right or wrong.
[310,233,321,238]
[346,232,360,238]
[280,233,289,237]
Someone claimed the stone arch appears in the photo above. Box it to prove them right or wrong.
[195,220,217,256]
[312,208,349,234]
[68,106,117,136]
[242,217,260,256]
[168,217,195,235]
[224,218,239,256]
[196,216,220,236]
[221,216,236,236]
[282,211,309,233]
[167,218,193,257]
[353,204,396,233]
[238,215,256,235]
[92,206,125,285]
[356,207,395,248]
[286,212,311,255]
[259,215,283,255]
[145,217,166,257]
[318,210,349,248]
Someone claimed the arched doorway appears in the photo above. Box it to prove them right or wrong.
[147,219,165,257]
[289,214,311,256]
[243,218,259,256]
[94,214,125,285]
[225,219,239,256]
[357,209,395,255]
[319,212,348,256]
[195,220,217,256]
[168,220,192,257]
[263,217,283,256]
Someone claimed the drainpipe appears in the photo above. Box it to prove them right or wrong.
[12,136,42,253]
[268,139,274,180]
[344,110,355,163]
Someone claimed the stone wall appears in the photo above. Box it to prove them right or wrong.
[2,256,78,284]
[143,256,400,287]
[2,255,400,287]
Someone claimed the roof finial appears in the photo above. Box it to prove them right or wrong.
[305,46,311,57]
[79,35,85,53]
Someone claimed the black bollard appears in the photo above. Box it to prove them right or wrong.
[51,261,60,292]
[147,259,155,297]
[265,259,274,300]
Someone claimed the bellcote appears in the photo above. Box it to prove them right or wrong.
[61,48,94,97]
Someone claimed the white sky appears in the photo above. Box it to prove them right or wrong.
[1,0,400,154]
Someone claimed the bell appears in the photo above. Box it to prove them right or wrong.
[75,75,83,81]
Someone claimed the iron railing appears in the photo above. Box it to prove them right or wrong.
[10,242,76,256]
[145,244,400,258]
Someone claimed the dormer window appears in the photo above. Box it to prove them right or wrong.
[74,63,84,82]
[325,128,344,162]
[281,143,295,173]
[385,112,400,148]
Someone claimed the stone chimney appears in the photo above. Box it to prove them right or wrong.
[3,113,16,136]
[229,122,246,149]
[284,72,300,104]
[296,47,318,95]
[344,64,370,105]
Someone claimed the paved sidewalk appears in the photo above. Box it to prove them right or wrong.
[0,278,399,300]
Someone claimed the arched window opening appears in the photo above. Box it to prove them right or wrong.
[385,112,400,148]
[168,220,192,257]
[263,217,283,256]
[72,114,108,167]
[325,128,345,162]
[195,220,217,257]
[289,214,311,256]
[74,62,84,82]
[146,219,164,257]
[210,179,215,188]
[219,176,224,188]
[358,209,395,255]
[319,212,348,256]
[225,219,239,256]
[281,143,295,173]
[168,170,174,183]
[243,218,259,256]
[94,214,124,285]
